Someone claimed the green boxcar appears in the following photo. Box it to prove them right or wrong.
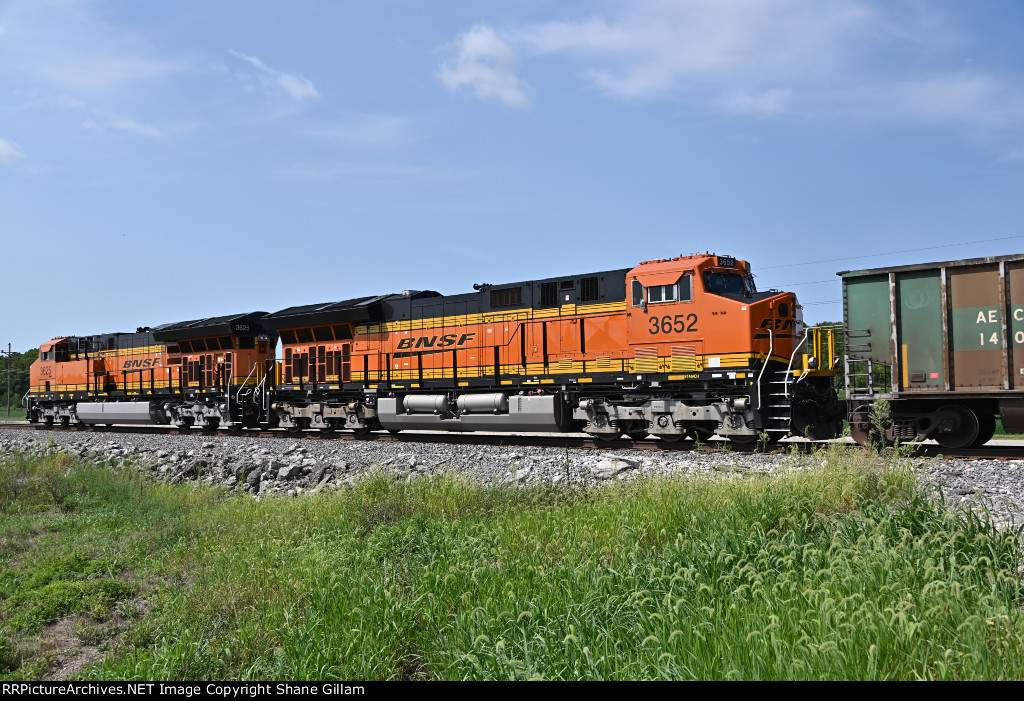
[840,253,1024,447]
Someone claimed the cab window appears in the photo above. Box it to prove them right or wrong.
[647,284,677,304]
[678,275,693,302]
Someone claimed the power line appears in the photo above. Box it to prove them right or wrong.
[759,234,1024,270]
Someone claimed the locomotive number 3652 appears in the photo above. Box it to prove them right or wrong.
[649,314,698,335]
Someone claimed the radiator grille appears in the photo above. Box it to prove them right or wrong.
[671,345,697,372]
[635,347,659,374]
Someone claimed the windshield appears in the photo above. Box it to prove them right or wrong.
[703,272,754,295]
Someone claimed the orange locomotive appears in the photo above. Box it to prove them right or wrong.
[27,314,276,429]
[261,254,842,444]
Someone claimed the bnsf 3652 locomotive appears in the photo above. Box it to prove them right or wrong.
[27,254,844,445]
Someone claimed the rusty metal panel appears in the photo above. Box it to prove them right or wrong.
[950,264,1003,389]
[999,261,1010,389]
[895,271,944,390]
[1008,262,1024,389]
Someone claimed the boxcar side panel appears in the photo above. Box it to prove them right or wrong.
[896,271,944,390]
[950,265,1003,390]
[1009,263,1024,389]
[844,275,892,364]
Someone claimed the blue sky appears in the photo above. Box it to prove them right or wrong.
[3,0,1024,351]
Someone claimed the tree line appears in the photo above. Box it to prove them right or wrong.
[1,348,38,410]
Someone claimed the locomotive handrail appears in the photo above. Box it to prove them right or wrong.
[255,365,270,412]
[236,363,258,402]
[755,329,772,410]
[784,332,809,399]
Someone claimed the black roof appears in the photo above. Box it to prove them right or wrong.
[263,292,441,329]
[151,312,269,342]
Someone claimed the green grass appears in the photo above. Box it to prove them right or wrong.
[1,444,1022,680]
[993,418,1024,440]
[0,407,26,422]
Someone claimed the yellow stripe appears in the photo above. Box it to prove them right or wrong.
[354,301,628,335]
[901,344,909,389]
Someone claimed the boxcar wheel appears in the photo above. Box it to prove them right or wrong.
[849,404,889,447]
[935,405,979,449]
[972,411,996,448]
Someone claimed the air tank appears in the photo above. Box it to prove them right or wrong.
[403,395,449,414]
[456,393,509,414]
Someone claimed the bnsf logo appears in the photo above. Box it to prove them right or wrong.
[396,333,476,350]
[759,319,794,330]
[123,359,160,369]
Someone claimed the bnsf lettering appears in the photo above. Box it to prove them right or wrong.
[396,333,476,350]
[758,318,794,330]
[123,359,160,369]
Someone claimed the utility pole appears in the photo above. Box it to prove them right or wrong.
[3,343,10,420]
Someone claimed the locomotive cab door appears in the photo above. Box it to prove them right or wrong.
[626,271,699,348]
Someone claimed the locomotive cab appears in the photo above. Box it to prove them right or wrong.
[613,254,841,443]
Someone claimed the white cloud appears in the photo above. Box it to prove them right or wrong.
[440,1,873,105]
[230,51,320,101]
[836,74,1024,127]
[0,138,26,162]
[83,117,164,140]
[717,89,792,117]
[0,0,191,94]
[307,114,414,149]
[437,0,1024,130]
[438,25,532,109]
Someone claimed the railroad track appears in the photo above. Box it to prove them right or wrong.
[1,422,754,453]
[3,421,1023,460]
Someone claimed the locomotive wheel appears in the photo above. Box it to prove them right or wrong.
[594,431,624,442]
[351,427,372,436]
[971,411,996,448]
[657,433,686,443]
[226,423,243,433]
[935,405,979,449]
[319,422,336,435]
[59,417,70,428]
[728,434,758,447]
[626,431,649,441]
[285,423,303,434]
[204,418,220,431]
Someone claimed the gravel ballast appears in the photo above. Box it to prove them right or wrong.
[1,429,1022,528]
